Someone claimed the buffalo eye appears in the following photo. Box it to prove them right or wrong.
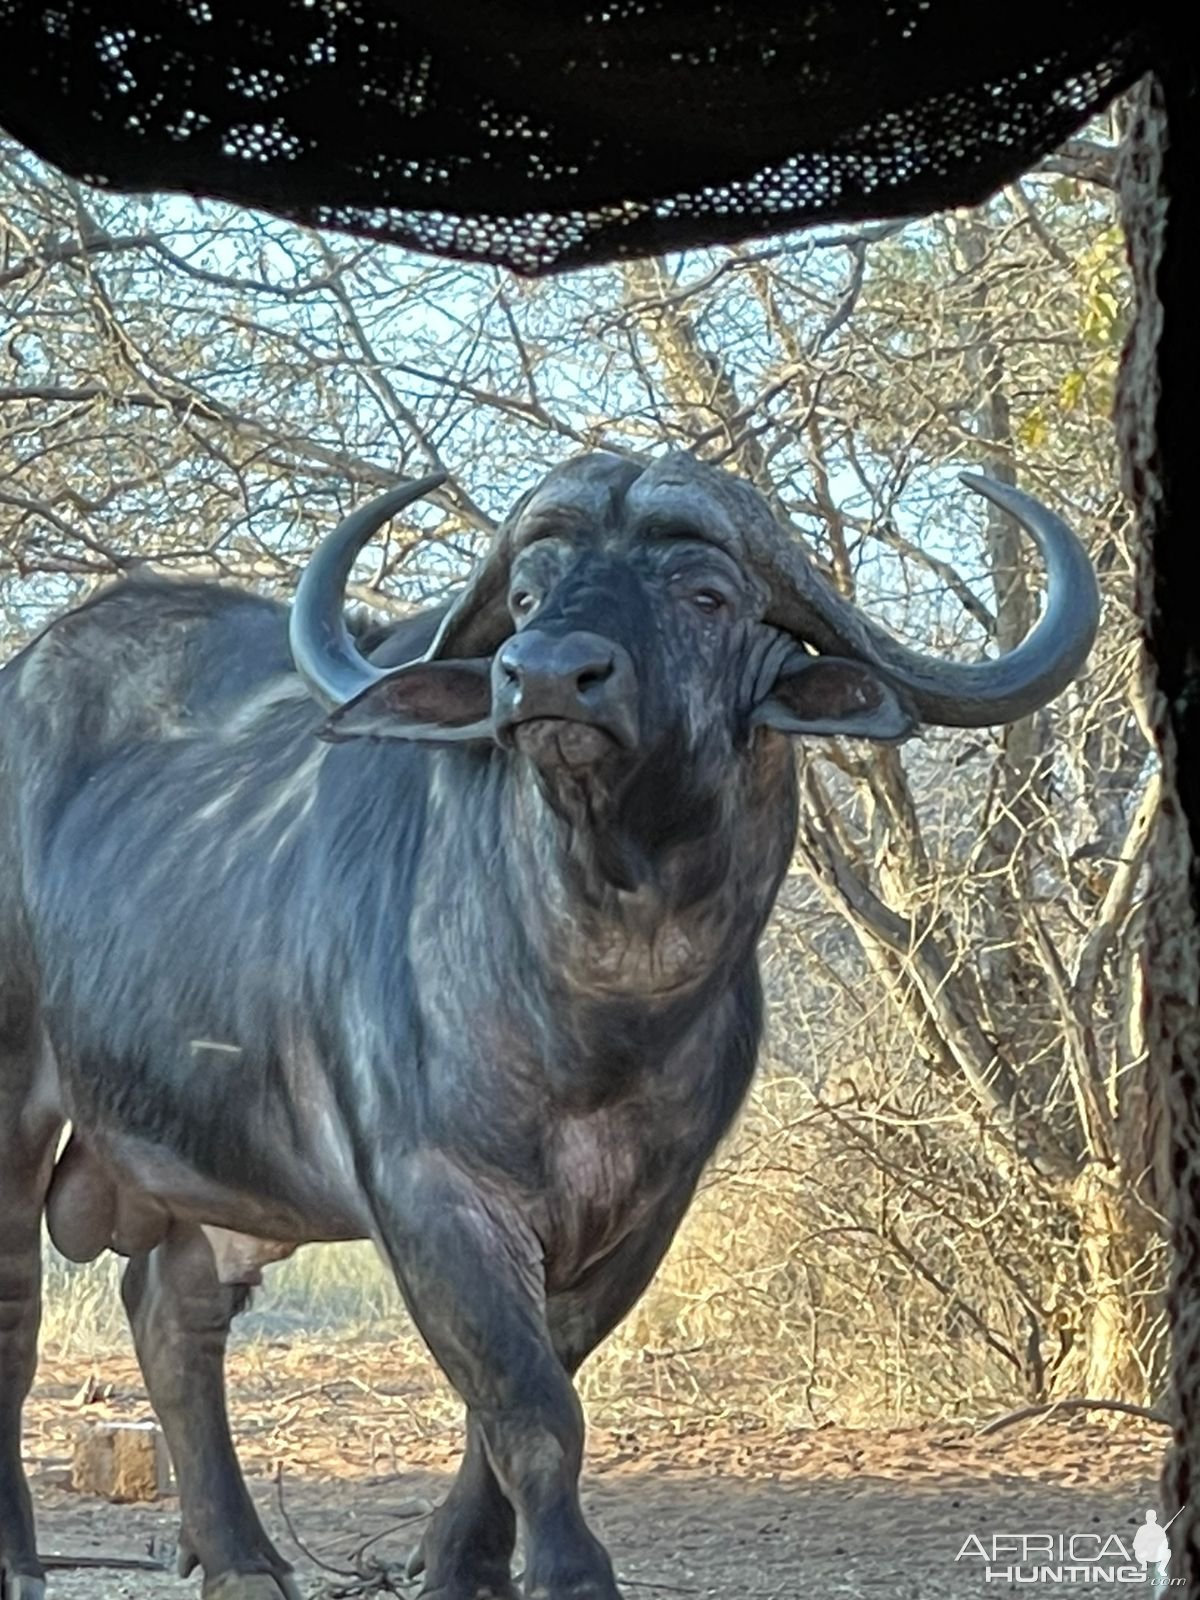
[510,589,538,618]
[691,589,726,616]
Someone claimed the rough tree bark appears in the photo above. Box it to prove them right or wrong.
[1119,63,1200,1593]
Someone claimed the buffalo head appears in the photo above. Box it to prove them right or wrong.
[289,453,1100,802]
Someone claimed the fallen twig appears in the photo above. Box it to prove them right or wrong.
[316,1571,409,1598]
[41,1554,166,1572]
[349,1508,430,1570]
[976,1397,1172,1437]
[621,1580,700,1594]
[276,1461,427,1598]
[275,1464,357,1579]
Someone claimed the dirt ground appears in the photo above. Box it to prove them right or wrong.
[23,1339,1171,1599]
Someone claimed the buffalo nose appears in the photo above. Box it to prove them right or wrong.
[494,628,637,748]
[498,631,616,698]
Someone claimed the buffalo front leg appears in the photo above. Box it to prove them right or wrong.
[407,1203,692,1598]
[547,1190,696,1380]
[405,1416,517,1599]
[121,1226,300,1600]
[378,1154,622,1600]
[0,1031,58,1600]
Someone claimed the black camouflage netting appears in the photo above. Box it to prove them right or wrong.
[0,1,1163,274]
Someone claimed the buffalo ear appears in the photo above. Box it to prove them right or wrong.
[320,659,494,744]
[753,655,917,743]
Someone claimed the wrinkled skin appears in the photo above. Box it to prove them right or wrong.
[0,452,1090,1600]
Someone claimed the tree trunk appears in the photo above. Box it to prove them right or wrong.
[1050,1167,1168,1407]
[1119,61,1200,1591]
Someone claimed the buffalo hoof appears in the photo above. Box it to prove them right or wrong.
[408,1545,521,1598]
[526,1582,622,1600]
[202,1573,304,1600]
[3,1574,47,1600]
[178,1536,300,1600]
[419,1586,522,1600]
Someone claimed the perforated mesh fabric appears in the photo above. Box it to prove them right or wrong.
[0,2,1160,273]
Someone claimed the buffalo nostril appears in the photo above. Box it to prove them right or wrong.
[498,647,522,686]
[576,657,615,693]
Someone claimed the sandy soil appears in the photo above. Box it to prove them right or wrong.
[22,1341,1171,1599]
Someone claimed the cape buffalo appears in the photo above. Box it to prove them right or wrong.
[0,452,1098,1599]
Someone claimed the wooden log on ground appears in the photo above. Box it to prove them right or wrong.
[71,1420,172,1501]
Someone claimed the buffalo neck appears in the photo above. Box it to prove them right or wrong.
[421,733,798,1105]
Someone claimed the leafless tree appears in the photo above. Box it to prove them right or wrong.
[2,111,1158,1418]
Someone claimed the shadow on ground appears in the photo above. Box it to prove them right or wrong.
[25,1345,1169,1599]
